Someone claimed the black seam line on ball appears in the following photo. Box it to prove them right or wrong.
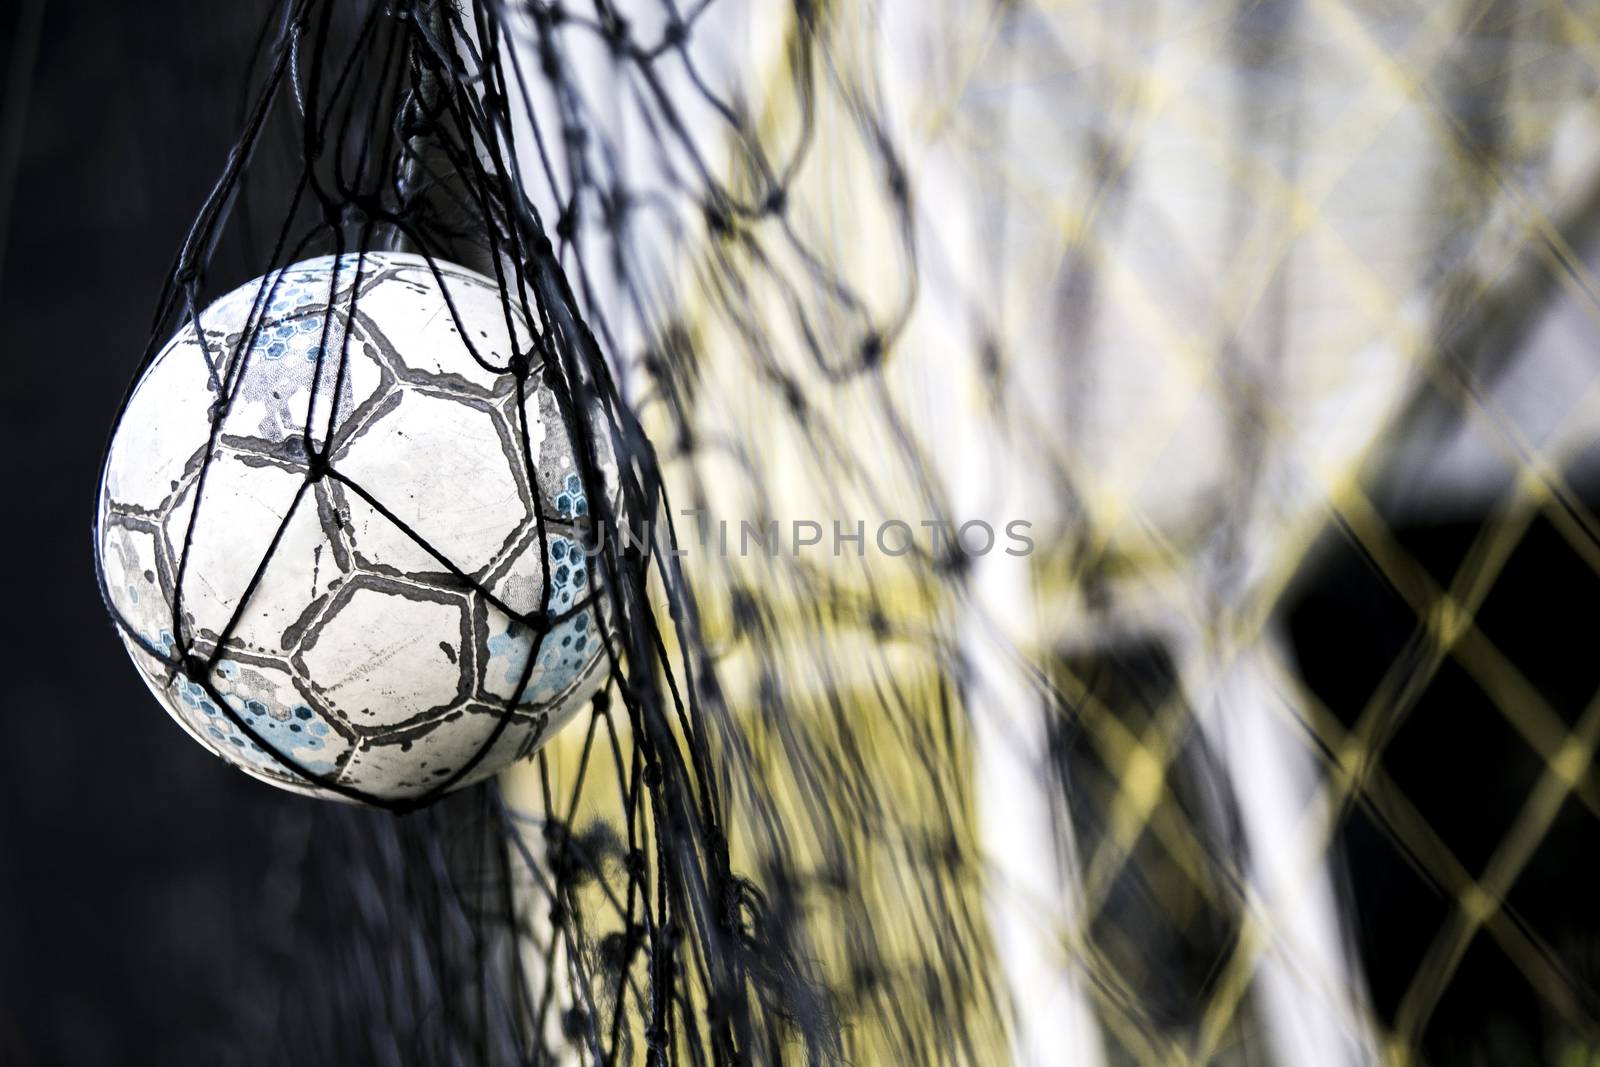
[92,7,670,833]
[203,228,370,668]
[416,597,546,803]
[168,266,295,663]
[326,468,543,624]
[163,223,329,670]
[303,247,373,464]
[154,271,562,811]
[140,282,580,812]
[137,582,607,816]
[206,478,315,662]
[88,157,316,675]
[183,331,574,810]
[191,667,390,808]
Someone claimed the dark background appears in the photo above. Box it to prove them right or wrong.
[1,1,1597,1064]
[0,2,308,1063]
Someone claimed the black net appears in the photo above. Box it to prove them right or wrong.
[88,0,1600,1065]
[94,0,953,1062]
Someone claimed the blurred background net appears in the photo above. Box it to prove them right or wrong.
[8,0,1600,1063]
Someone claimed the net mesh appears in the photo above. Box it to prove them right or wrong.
[95,0,1600,1064]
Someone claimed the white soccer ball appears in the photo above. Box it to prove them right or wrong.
[96,252,614,803]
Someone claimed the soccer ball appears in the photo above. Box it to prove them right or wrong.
[95,252,614,803]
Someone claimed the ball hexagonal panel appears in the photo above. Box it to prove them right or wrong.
[95,252,616,803]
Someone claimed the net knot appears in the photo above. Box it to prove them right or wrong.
[779,375,805,415]
[304,450,331,482]
[602,13,630,52]
[625,848,648,879]
[704,200,733,238]
[538,38,560,79]
[182,654,209,683]
[859,331,883,367]
[554,208,576,243]
[560,1008,590,1041]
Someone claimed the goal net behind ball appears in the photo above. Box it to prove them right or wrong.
[116,1,1600,1064]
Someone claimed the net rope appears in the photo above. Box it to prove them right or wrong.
[92,0,1600,1064]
